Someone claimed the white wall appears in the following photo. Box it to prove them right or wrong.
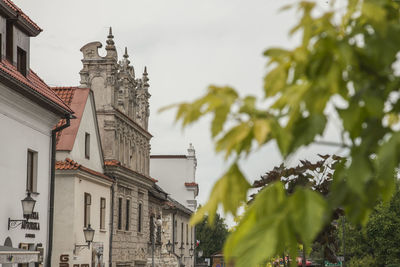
[150,156,197,211]
[53,92,111,267]
[0,84,60,265]
[67,93,103,173]
[52,171,111,267]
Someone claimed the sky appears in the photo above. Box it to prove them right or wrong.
[13,0,343,225]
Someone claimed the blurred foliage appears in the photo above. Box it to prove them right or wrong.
[195,213,229,261]
[337,185,400,266]
[165,0,400,266]
[348,255,377,267]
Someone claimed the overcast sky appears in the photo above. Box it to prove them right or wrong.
[13,0,342,225]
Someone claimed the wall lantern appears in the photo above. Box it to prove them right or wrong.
[8,192,36,230]
[73,224,95,254]
[166,240,173,255]
[179,244,185,258]
[189,245,194,257]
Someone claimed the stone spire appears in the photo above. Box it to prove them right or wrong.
[142,66,149,89]
[123,47,130,65]
[105,27,117,59]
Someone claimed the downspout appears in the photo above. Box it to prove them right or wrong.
[46,115,71,267]
[109,181,115,267]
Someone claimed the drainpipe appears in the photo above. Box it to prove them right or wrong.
[46,115,71,267]
[109,182,115,267]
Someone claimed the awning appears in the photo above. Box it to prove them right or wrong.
[0,246,39,264]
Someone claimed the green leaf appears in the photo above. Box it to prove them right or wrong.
[190,163,250,225]
[253,119,270,145]
[289,113,327,152]
[216,122,252,158]
[289,188,327,245]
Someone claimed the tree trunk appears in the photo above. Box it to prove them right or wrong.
[302,245,306,267]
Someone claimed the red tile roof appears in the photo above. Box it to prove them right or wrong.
[0,60,72,113]
[104,160,158,183]
[184,182,198,187]
[150,155,187,159]
[56,158,114,183]
[52,87,90,149]
[3,0,42,31]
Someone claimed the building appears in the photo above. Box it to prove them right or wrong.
[51,87,113,267]
[160,197,194,267]
[79,29,165,267]
[150,144,199,211]
[0,0,72,265]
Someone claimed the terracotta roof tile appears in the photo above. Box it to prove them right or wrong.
[3,0,42,31]
[52,87,90,149]
[184,182,198,187]
[56,158,114,183]
[104,160,158,183]
[0,60,71,113]
[150,155,187,159]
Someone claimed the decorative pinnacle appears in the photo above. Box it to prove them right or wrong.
[124,47,129,59]
[106,27,115,48]
[143,66,149,87]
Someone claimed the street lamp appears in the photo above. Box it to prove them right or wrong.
[166,240,173,255]
[73,224,95,254]
[8,192,36,230]
[152,218,162,267]
[189,245,194,257]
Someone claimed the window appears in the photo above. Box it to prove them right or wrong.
[138,203,142,232]
[26,150,38,193]
[117,198,122,230]
[0,34,2,59]
[181,222,184,245]
[85,133,90,159]
[100,198,106,230]
[6,20,12,62]
[17,47,26,76]
[149,215,154,243]
[186,224,188,244]
[84,193,91,227]
[156,215,161,244]
[173,220,177,246]
[125,199,130,230]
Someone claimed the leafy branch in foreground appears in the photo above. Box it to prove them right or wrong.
[164,0,400,266]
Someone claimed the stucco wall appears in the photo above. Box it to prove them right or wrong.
[64,94,104,173]
[150,157,196,211]
[0,84,60,265]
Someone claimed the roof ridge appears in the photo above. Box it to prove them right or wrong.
[3,0,42,31]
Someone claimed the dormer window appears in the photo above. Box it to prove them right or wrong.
[17,47,27,76]
[6,20,13,62]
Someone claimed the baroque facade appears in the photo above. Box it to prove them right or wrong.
[79,28,164,267]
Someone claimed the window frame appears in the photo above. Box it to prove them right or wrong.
[138,202,143,233]
[100,197,106,230]
[17,46,27,76]
[117,197,122,230]
[84,193,91,227]
[125,199,130,231]
[26,149,38,193]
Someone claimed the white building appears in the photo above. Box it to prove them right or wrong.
[52,87,113,267]
[0,0,72,266]
[150,144,198,211]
